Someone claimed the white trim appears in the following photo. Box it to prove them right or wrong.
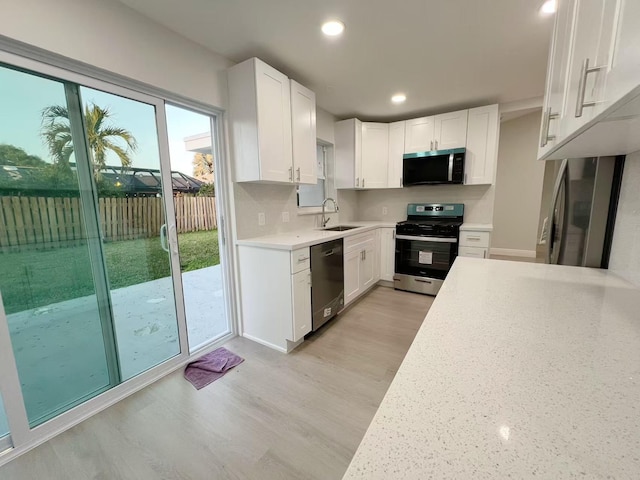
[0,332,234,468]
[154,101,191,356]
[490,248,537,258]
[240,334,288,354]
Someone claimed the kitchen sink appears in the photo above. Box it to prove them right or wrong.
[324,225,360,231]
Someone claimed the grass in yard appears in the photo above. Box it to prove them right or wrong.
[0,230,219,315]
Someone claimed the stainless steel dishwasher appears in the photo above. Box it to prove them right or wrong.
[310,238,344,331]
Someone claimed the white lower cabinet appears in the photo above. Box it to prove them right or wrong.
[457,228,492,260]
[238,246,312,353]
[458,246,488,259]
[344,249,362,305]
[291,269,312,342]
[379,228,396,281]
[344,231,378,306]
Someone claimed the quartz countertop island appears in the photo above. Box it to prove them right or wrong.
[343,257,640,479]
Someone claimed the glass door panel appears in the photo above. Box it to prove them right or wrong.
[0,393,10,452]
[0,66,115,426]
[79,87,181,379]
[165,105,230,351]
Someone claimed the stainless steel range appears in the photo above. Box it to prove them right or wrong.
[394,203,464,296]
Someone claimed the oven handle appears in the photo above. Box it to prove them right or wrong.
[396,234,457,243]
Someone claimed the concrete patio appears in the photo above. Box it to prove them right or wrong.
[4,265,229,426]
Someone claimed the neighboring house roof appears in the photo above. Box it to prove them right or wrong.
[0,164,205,195]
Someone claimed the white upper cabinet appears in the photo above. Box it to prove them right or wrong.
[335,118,363,189]
[562,0,620,136]
[228,58,318,183]
[361,123,389,189]
[404,110,468,153]
[537,0,640,161]
[605,1,640,108]
[538,0,577,158]
[336,119,389,189]
[404,116,435,153]
[336,105,498,189]
[290,80,317,185]
[433,110,468,150]
[465,105,499,185]
[387,121,405,188]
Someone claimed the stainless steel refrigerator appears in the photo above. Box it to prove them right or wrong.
[546,156,625,267]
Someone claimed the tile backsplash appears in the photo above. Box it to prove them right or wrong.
[356,184,495,224]
[232,183,356,239]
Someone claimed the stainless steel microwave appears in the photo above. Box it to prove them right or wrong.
[402,148,465,186]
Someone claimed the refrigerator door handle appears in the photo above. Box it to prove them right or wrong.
[546,159,569,264]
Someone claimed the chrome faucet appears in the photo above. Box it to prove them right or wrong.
[320,197,339,228]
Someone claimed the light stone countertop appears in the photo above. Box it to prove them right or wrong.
[460,222,493,232]
[235,222,396,250]
[343,257,640,479]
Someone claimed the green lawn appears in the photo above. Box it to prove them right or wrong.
[0,230,219,315]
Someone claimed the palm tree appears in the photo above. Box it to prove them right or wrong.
[192,152,214,181]
[41,103,137,177]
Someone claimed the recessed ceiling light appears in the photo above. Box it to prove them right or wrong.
[391,93,407,104]
[322,20,345,37]
[540,0,556,15]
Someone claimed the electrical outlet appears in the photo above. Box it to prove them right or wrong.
[258,212,266,226]
[282,211,290,223]
[382,206,388,216]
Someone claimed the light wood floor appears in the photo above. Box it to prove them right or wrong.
[0,286,433,480]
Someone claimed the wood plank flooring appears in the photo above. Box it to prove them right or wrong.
[0,286,433,480]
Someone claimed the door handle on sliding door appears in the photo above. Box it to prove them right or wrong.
[160,224,169,253]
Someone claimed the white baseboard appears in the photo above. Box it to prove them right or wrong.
[490,248,537,258]
[241,333,288,353]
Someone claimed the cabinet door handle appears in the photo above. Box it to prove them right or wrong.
[297,256,310,262]
[435,140,438,150]
[575,58,607,118]
[540,107,559,147]
[466,236,482,241]
[356,177,359,187]
[296,167,301,182]
[362,178,365,188]
[288,166,293,182]
[399,177,402,187]
[430,140,433,151]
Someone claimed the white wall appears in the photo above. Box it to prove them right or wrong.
[609,151,640,287]
[0,0,233,108]
[491,111,545,254]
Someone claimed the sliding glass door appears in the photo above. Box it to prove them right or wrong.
[0,47,234,462]
[165,105,232,351]
[0,63,183,427]
[0,67,117,426]
[78,86,180,380]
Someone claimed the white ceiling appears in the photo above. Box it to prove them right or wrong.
[119,0,553,121]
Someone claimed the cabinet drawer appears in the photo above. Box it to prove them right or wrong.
[291,247,311,273]
[458,246,488,259]
[345,231,375,253]
[459,231,490,248]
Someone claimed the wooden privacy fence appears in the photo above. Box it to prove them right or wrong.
[0,195,217,250]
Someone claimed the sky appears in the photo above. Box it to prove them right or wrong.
[0,65,212,177]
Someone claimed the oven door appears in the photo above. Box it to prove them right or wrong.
[395,235,458,279]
